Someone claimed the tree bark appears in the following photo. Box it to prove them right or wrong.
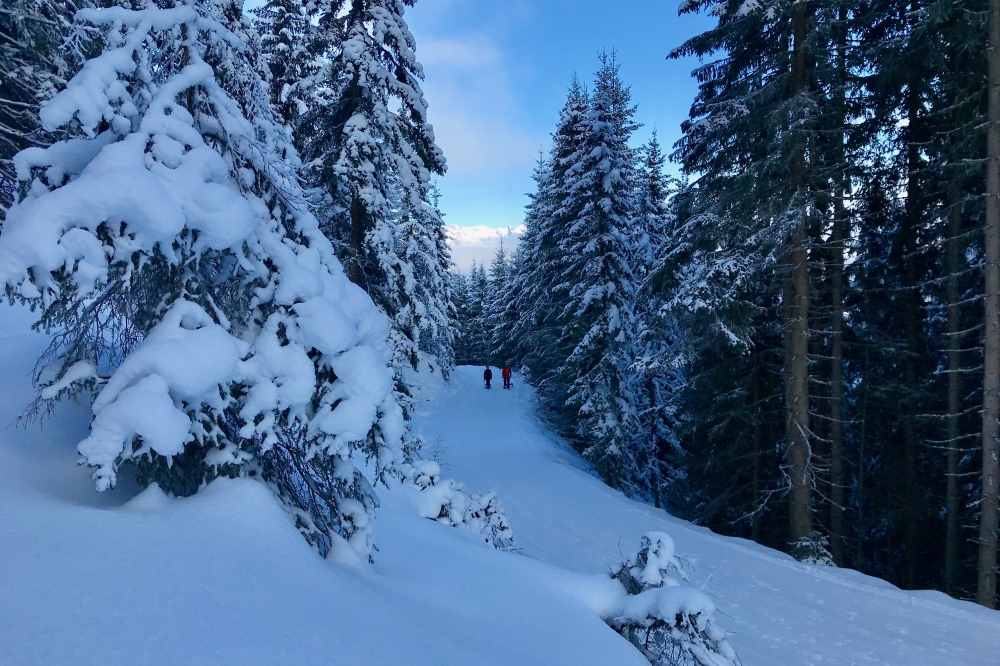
[829,3,848,566]
[751,350,762,543]
[897,3,928,580]
[900,80,923,587]
[787,228,812,546]
[830,203,845,564]
[786,0,813,549]
[349,194,369,288]
[858,345,870,566]
[978,0,1000,609]
[944,183,963,595]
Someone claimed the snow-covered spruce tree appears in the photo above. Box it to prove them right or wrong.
[466,262,491,364]
[502,156,548,372]
[508,83,589,395]
[0,1,404,562]
[449,269,475,364]
[0,0,91,219]
[303,0,451,377]
[419,186,456,375]
[552,53,643,490]
[395,185,454,376]
[607,533,740,666]
[494,233,529,367]
[630,132,686,506]
[631,312,688,508]
[253,0,320,141]
[634,132,672,272]
[485,243,510,364]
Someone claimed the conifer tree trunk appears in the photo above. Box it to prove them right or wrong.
[349,195,369,288]
[788,229,812,546]
[829,4,848,565]
[858,345,870,565]
[751,349,763,542]
[945,182,962,595]
[786,0,813,548]
[897,0,928,581]
[900,79,923,587]
[830,205,845,563]
[978,0,1000,609]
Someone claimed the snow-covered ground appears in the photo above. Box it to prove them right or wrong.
[1,305,998,665]
[415,368,1000,665]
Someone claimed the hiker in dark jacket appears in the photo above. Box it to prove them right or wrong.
[483,366,493,389]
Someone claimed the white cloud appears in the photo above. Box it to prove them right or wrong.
[418,32,541,176]
[447,224,524,272]
[428,100,540,174]
[420,37,503,69]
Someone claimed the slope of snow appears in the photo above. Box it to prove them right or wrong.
[0,306,638,666]
[1,303,998,665]
[411,367,1000,666]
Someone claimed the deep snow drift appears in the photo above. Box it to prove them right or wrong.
[1,305,998,665]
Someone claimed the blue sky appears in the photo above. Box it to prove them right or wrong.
[406,0,712,230]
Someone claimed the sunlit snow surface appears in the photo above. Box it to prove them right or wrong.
[1,305,998,665]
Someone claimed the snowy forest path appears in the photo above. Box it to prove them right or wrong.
[413,366,1000,666]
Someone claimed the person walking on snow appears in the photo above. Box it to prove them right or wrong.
[483,366,493,389]
[501,366,512,390]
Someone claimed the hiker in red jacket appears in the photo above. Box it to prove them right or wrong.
[501,366,512,390]
[483,366,493,389]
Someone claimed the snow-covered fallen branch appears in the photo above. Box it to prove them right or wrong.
[397,459,514,551]
[604,532,740,666]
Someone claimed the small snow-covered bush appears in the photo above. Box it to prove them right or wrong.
[789,531,835,566]
[400,460,514,550]
[606,532,739,666]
